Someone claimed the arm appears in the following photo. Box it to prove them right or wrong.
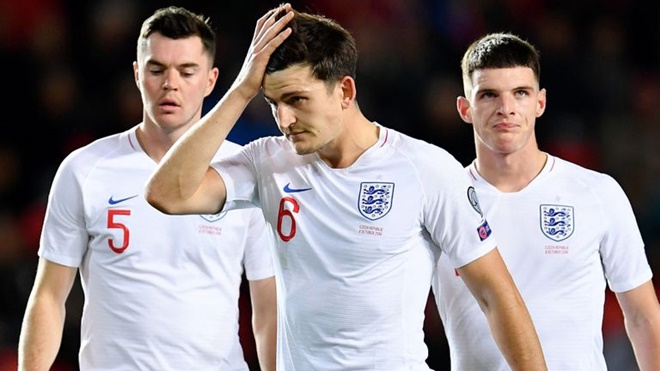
[616,280,660,370]
[18,258,78,371]
[249,276,277,371]
[145,5,294,215]
[458,248,547,370]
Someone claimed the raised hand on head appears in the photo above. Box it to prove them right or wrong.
[230,3,294,99]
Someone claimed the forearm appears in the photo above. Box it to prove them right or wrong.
[626,315,660,370]
[18,296,66,371]
[253,314,277,371]
[249,277,277,371]
[459,249,547,370]
[485,295,547,371]
[616,280,660,370]
[146,88,252,214]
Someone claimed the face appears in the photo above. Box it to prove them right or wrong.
[134,33,218,132]
[457,67,546,155]
[263,64,346,155]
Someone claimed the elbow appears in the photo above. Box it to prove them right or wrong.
[144,193,170,215]
[144,184,178,215]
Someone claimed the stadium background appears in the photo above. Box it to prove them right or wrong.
[0,0,658,369]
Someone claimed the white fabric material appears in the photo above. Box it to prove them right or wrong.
[213,125,496,370]
[39,126,275,370]
[433,154,651,370]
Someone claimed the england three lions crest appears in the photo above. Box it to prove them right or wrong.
[358,182,394,221]
[200,210,227,223]
[540,204,574,242]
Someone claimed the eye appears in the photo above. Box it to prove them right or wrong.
[181,69,196,78]
[288,96,306,105]
[149,68,164,75]
[515,90,528,97]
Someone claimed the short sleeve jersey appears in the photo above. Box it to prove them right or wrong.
[39,126,275,370]
[212,125,496,370]
[433,154,651,370]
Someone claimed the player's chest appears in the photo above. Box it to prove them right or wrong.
[260,169,423,241]
[483,191,603,262]
[82,170,243,259]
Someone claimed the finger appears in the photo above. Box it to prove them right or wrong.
[254,9,294,52]
[265,3,291,22]
[254,3,291,39]
[254,6,293,43]
[250,6,278,43]
[260,26,292,56]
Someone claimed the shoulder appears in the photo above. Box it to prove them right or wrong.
[245,135,286,147]
[551,155,625,196]
[48,131,127,190]
[244,135,290,156]
[212,136,291,168]
[386,127,465,173]
[215,140,243,158]
[59,132,125,171]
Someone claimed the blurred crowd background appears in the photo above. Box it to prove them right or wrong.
[1,0,658,369]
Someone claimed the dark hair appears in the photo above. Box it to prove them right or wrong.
[137,6,216,64]
[461,32,540,91]
[267,9,357,85]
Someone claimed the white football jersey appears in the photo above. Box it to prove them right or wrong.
[433,154,651,370]
[39,126,275,370]
[213,125,496,370]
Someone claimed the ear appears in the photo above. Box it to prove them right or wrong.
[536,88,547,117]
[339,76,356,109]
[205,67,220,97]
[133,61,140,90]
[456,96,473,124]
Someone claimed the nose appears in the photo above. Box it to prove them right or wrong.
[496,94,515,116]
[275,105,296,130]
[163,70,178,91]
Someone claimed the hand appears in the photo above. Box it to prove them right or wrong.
[230,3,294,100]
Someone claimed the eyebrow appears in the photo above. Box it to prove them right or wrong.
[512,85,535,90]
[263,90,304,104]
[146,60,200,69]
[476,85,534,94]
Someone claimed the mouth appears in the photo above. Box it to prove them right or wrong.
[158,100,180,113]
[493,122,517,130]
[286,131,307,141]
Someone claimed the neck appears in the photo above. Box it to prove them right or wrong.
[475,146,547,192]
[136,118,195,163]
[319,113,379,169]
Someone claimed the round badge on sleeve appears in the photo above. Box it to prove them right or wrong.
[467,186,483,218]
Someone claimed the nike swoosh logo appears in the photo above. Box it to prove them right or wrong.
[283,183,312,193]
[108,195,139,205]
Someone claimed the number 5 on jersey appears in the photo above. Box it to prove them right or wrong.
[107,209,131,253]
